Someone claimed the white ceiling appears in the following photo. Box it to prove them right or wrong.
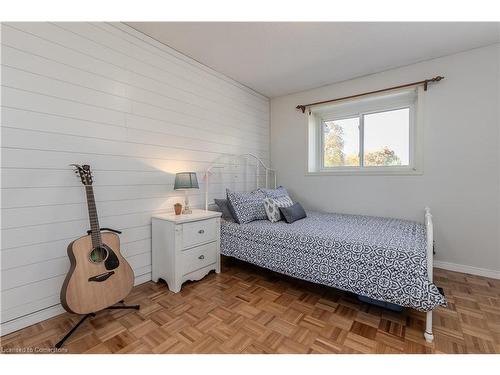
[127,22,500,98]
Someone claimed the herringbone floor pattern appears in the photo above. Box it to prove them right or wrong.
[2,257,500,354]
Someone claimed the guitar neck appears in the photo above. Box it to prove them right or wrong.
[85,185,101,248]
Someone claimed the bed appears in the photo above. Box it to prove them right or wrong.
[204,153,446,343]
[220,212,445,312]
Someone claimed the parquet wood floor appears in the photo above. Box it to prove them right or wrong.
[2,257,500,354]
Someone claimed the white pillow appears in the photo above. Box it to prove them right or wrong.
[264,196,293,223]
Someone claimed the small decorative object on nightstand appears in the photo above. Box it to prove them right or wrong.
[174,203,182,215]
[174,172,199,214]
[152,209,222,293]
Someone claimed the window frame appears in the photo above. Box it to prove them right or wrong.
[307,89,422,176]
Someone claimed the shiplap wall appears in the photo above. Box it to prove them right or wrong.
[0,22,269,334]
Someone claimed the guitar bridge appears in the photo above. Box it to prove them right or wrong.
[88,271,115,282]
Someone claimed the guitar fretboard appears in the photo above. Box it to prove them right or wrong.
[85,185,102,248]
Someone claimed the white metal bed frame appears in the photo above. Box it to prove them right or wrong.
[204,153,277,211]
[204,153,435,343]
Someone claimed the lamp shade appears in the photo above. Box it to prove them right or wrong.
[174,172,199,190]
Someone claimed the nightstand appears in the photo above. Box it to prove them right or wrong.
[152,209,222,293]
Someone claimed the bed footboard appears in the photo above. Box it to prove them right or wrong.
[424,207,434,343]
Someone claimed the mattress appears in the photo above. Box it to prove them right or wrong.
[220,211,446,311]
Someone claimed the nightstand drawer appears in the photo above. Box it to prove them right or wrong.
[181,242,217,275]
[182,218,217,249]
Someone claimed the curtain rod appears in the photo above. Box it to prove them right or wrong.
[296,76,444,113]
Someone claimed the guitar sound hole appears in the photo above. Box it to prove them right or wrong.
[89,246,108,263]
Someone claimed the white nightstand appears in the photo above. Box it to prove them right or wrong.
[152,209,222,293]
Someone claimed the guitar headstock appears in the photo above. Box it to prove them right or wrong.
[71,164,93,186]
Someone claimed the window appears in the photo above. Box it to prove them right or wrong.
[322,117,360,167]
[363,108,410,167]
[322,107,410,169]
[308,88,422,175]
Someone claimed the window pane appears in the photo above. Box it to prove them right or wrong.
[363,108,410,166]
[323,117,360,167]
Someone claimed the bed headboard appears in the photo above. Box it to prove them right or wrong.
[204,153,276,210]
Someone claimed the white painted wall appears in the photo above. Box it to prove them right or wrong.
[271,44,500,277]
[0,22,269,334]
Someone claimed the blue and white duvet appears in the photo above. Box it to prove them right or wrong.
[220,211,446,311]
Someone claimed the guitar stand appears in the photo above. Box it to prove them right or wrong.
[55,301,140,349]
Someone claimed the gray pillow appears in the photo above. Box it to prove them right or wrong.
[207,203,220,212]
[279,202,307,224]
[259,186,290,200]
[226,189,267,224]
[214,198,235,222]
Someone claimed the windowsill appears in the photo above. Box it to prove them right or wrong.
[306,167,422,176]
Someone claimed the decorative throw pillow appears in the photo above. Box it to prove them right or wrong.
[279,202,307,224]
[259,186,290,200]
[214,198,235,222]
[207,203,220,212]
[226,189,267,224]
[264,196,293,223]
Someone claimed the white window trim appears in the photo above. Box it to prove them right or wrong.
[306,87,424,176]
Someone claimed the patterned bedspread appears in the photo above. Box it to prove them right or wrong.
[220,211,446,311]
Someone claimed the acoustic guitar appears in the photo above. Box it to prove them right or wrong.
[60,164,135,314]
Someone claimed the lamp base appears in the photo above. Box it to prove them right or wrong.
[182,191,192,214]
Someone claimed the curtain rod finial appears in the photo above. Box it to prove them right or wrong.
[296,105,306,113]
[425,76,445,90]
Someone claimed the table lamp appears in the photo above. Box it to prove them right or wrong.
[174,172,199,214]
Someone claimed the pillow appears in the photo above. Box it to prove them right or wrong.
[226,189,267,224]
[214,198,235,222]
[207,203,220,212]
[264,196,293,223]
[259,186,290,200]
[279,202,307,224]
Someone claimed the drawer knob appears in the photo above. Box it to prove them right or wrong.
[198,229,205,234]
[198,255,205,260]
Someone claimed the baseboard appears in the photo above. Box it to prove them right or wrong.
[0,305,67,337]
[434,261,500,279]
[134,272,153,286]
[0,272,152,337]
